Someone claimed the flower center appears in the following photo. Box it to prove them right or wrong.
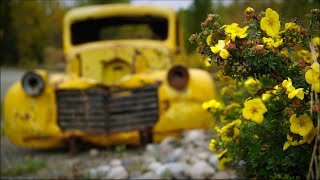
[299,119,306,127]
[267,18,274,26]
[250,106,258,114]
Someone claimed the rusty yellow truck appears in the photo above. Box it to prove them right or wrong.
[3,4,217,149]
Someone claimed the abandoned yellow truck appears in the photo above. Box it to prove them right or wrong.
[3,4,217,149]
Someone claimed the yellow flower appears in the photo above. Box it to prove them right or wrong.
[210,40,229,59]
[303,127,318,144]
[262,37,283,48]
[282,78,305,100]
[290,114,314,137]
[220,119,242,142]
[218,157,233,170]
[284,22,301,32]
[282,78,294,91]
[217,150,232,170]
[313,37,320,46]
[262,92,272,101]
[206,34,212,46]
[305,62,320,93]
[242,98,268,124]
[283,134,299,150]
[224,23,249,41]
[204,57,212,67]
[297,50,318,63]
[244,77,261,88]
[202,99,222,112]
[209,139,216,151]
[272,85,282,95]
[260,8,281,37]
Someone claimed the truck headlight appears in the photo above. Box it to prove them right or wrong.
[21,71,45,97]
[167,65,189,91]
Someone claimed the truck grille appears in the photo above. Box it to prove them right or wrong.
[56,85,159,134]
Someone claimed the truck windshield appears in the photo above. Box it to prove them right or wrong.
[71,16,168,45]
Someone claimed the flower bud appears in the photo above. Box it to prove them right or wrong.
[255,45,264,51]
[207,14,216,22]
[189,34,197,42]
[245,7,255,14]
[292,101,300,108]
[201,22,207,30]
[312,105,319,111]
[213,22,219,28]
[298,60,305,67]
[246,40,252,45]
[256,15,262,21]
[225,43,236,50]
[301,29,308,35]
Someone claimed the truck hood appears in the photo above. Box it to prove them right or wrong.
[65,41,172,85]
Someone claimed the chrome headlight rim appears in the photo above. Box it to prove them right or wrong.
[21,71,45,97]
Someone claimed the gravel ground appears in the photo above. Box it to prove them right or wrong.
[0,130,239,179]
[0,135,143,179]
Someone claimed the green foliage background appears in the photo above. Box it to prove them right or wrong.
[0,0,318,68]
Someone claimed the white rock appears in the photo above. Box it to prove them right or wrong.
[89,148,99,157]
[130,171,160,179]
[105,166,128,179]
[183,129,206,145]
[167,148,184,162]
[212,170,237,179]
[154,164,170,177]
[110,159,122,167]
[145,144,159,156]
[186,156,200,165]
[196,152,210,161]
[88,165,110,178]
[187,161,215,179]
[148,161,163,172]
[208,154,218,168]
[160,137,180,148]
[163,162,188,179]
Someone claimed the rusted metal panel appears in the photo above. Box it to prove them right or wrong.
[56,84,159,134]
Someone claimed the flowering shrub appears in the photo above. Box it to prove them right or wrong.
[190,7,319,179]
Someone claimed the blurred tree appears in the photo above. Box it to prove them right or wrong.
[183,0,213,54]
[75,0,129,6]
[10,0,50,66]
[0,0,19,66]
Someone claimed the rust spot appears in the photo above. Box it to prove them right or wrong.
[21,113,31,121]
[162,100,170,111]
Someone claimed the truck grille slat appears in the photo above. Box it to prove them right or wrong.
[56,84,159,134]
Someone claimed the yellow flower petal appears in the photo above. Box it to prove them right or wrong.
[283,141,290,150]
[220,49,229,59]
[206,35,212,45]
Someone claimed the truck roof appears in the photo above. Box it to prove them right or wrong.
[63,4,176,25]
[63,4,178,53]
